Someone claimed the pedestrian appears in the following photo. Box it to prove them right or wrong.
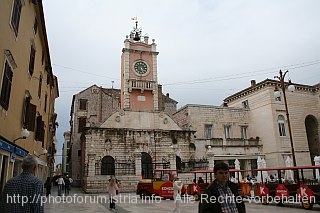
[44,177,52,196]
[56,175,65,196]
[198,162,246,213]
[108,178,119,211]
[198,177,205,184]
[173,176,183,213]
[109,175,119,195]
[0,154,44,213]
[64,175,71,195]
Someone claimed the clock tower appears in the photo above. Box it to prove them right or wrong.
[120,20,159,112]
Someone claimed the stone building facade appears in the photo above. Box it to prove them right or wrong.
[69,85,121,186]
[224,79,320,169]
[78,24,197,193]
[173,104,262,172]
[62,131,70,175]
[69,84,178,187]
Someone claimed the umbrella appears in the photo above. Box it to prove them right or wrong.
[314,156,320,182]
[284,156,294,181]
[234,159,242,182]
[261,158,269,182]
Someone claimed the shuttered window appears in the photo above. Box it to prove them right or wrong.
[33,16,38,34]
[35,115,45,142]
[23,96,36,131]
[38,75,42,98]
[28,45,36,76]
[11,0,22,36]
[0,61,13,110]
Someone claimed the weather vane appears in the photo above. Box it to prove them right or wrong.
[131,17,141,41]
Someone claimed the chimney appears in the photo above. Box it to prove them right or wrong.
[144,36,149,44]
[251,80,256,86]
[166,93,169,97]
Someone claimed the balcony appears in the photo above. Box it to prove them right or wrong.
[205,138,261,147]
[128,79,155,92]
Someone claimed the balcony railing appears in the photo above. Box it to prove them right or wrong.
[128,79,155,92]
[205,138,261,147]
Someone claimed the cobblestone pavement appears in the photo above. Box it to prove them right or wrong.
[44,187,320,213]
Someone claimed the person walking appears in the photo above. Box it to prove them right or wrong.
[173,176,183,213]
[64,175,71,195]
[198,162,246,213]
[108,178,119,211]
[56,175,65,196]
[0,155,44,213]
[44,177,52,196]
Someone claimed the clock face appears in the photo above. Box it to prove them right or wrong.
[133,61,148,75]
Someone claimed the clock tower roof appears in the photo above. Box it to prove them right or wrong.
[125,17,153,45]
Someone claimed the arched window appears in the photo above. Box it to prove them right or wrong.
[101,156,115,175]
[278,115,286,136]
[141,152,152,179]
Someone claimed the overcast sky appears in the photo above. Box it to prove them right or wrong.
[42,0,320,163]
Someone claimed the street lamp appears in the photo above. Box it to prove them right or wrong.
[13,128,30,143]
[274,70,299,181]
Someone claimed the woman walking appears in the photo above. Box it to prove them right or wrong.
[108,178,119,211]
[44,177,52,196]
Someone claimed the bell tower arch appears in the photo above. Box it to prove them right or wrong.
[120,19,159,112]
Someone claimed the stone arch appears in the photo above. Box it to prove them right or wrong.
[141,152,152,179]
[305,115,319,165]
[101,156,115,175]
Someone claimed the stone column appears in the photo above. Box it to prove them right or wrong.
[314,156,320,181]
[169,151,176,177]
[87,153,96,177]
[206,146,214,170]
[134,151,142,177]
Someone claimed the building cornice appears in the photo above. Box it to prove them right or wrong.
[224,79,318,103]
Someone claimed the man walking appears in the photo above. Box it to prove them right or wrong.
[0,154,44,213]
[198,162,246,213]
[173,176,183,213]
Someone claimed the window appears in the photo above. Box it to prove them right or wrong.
[0,61,13,110]
[33,16,38,34]
[38,75,42,98]
[11,0,22,36]
[278,115,286,136]
[35,115,44,142]
[78,117,86,133]
[28,45,36,76]
[224,125,232,139]
[46,72,50,85]
[101,156,115,175]
[241,126,248,139]
[204,124,212,139]
[44,94,47,113]
[79,99,87,110]
[242,100,249,109]
[41,51,45,66]
[23,95,36,131]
